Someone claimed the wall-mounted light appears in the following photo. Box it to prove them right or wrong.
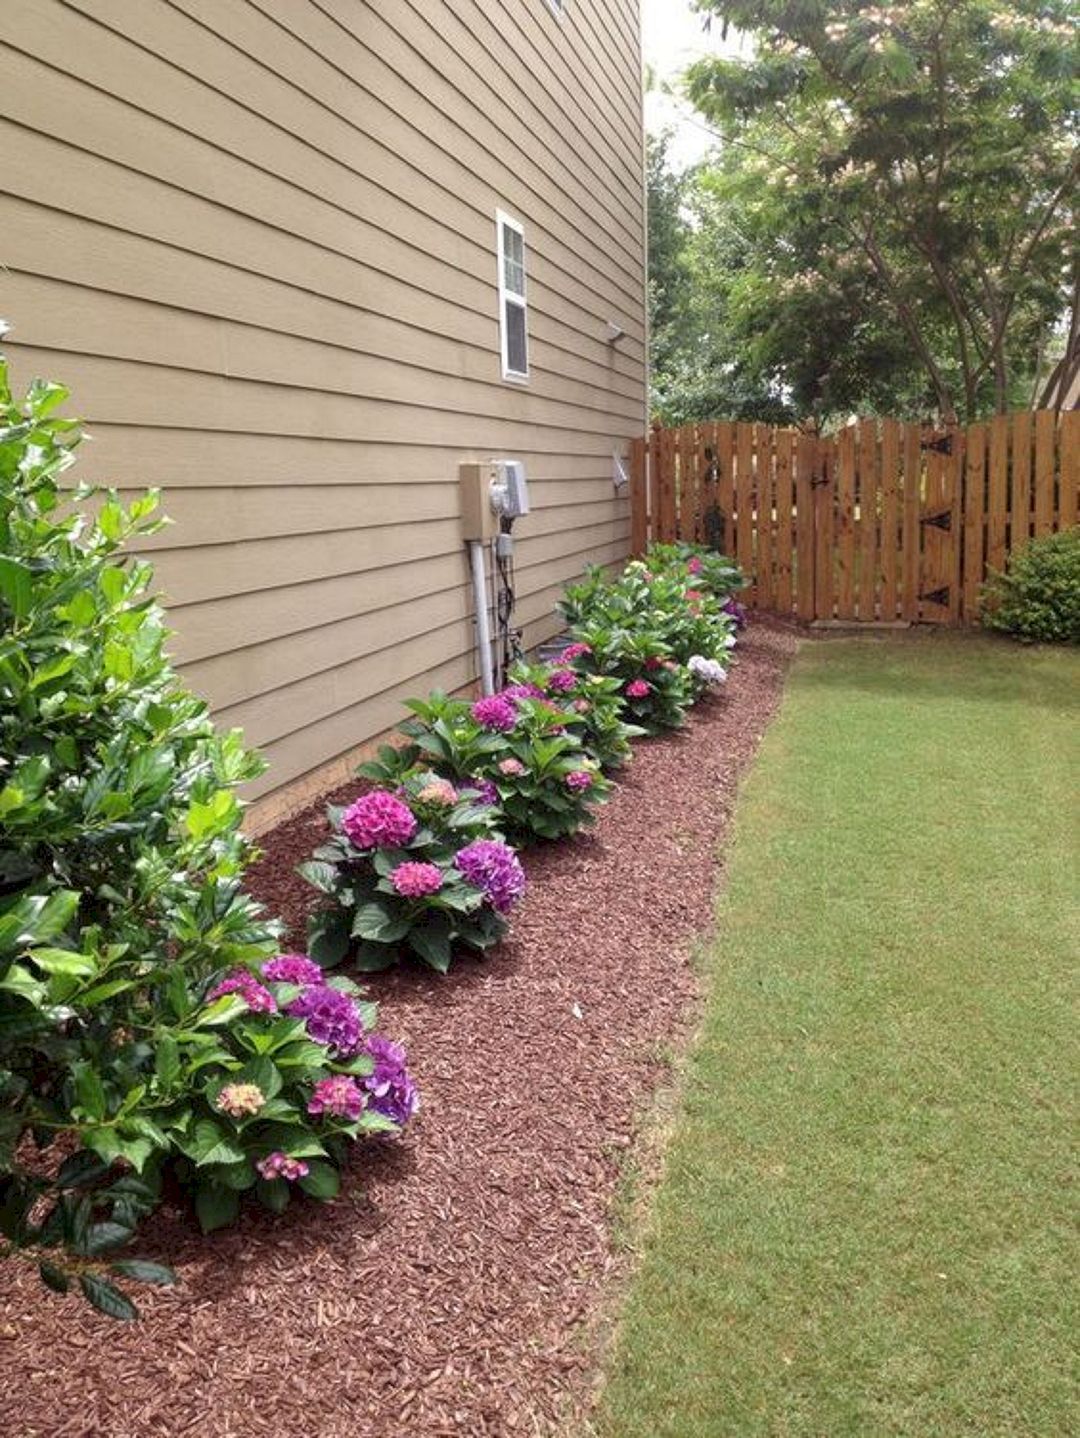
[605,321,626,344]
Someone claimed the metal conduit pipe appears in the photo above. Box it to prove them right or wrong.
[467,538,495,696]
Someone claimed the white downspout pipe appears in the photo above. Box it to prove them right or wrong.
[468,538,495,695]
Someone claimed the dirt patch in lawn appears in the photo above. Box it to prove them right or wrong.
[0,621,797,1438]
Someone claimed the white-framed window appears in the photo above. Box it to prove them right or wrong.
[496,209,529,383]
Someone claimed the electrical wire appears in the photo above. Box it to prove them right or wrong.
[493,521,523,688]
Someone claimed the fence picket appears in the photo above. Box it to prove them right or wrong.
[715,421,735,557]
[858,419,878,620]
[735,423,755,602]
[987,414,1009,575]
[963,424,986,620]
[901,423,921,622]
[1010,411,1032,555]
[836,426,857,619]
[795,429,816,620]
[756,424,774,610]
[879,419,900,620]
[1034,410,1055,537]
[1060,410,1078,529]
[775,428,794,613]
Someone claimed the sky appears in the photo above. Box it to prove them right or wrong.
[641,0,750,169]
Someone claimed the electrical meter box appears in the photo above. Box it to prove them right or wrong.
[459,460,500,541]
[497,460,530,518]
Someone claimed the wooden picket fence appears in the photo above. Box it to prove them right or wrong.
[629,410,1080,624]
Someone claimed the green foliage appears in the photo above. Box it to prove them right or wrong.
[0,355,410,1315]
[558,546,742,730]
[398,694,612,843]
[670,1,1078,423]
[505,658,645,771]
[301,771,510,973]
[980,527,1080,643]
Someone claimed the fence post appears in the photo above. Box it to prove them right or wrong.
[629,435,647,556]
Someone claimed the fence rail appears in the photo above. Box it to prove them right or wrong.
[629,410,1079,624]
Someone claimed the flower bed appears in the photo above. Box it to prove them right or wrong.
[298,544,746,970]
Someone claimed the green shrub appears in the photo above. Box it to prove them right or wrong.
[504,654,645,770]
[980,528,1080,644]
[300,770,522,973]
[386,691,612,843]
[0,357,414,1316]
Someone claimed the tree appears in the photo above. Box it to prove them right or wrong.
[683,0,1078,422]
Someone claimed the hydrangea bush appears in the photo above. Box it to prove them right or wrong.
[300,771,525,972]
[396,690,612,842]
[504,650,644,770]
[0,357,415,1318]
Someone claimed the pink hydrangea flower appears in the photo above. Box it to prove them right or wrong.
[560,642,592,662]
[498,757,526,776]
[644,656,663,671]
[341,790,417,849]
[687,555,703,575]
[262,954,325,986]
[389,861,444,897]
[573,698,591,714]
[565,770,593,792]
[626,678,651,699]
[547,668,577,693]
[307,1074,366,1121]
[207,970,277,1015]
[471,694,518,731]
[255,1152,309,1183]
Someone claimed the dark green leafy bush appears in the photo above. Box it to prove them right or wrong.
[301,769,521,973]
[0,357,414,1316]
[980,528,1080,644]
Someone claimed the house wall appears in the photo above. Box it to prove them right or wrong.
[0,0,646,815]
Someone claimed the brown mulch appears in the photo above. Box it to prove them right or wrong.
[0,621,798,1438]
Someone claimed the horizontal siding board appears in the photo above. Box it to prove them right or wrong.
[6,346,640,449]
[2,201,643,392]
[56,0,645,310]
[4,269,644,422]
[1,0,644,805]
[1,119,644,374]
[77,425,620,489]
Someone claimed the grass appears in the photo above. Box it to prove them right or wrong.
[593,632,1079,1438]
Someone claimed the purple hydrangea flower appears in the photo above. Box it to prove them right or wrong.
[287,983,365,1057]
[462,777,500,808]
[502,682,546,702]
[722,596,748,629]
[390,860,444,898]
[262,954,326,987]
[255,1151,309,1182]
[364,1034,419,1126]
[547,668,578,693]
[471,694,519,731]
[207,969,277,1015]
[454,838,526,913]
[307,1074,366,1121]
[341,790,417,850]
[565,769,593,792]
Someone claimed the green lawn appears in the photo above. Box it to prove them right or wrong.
[594,633,1079,1438]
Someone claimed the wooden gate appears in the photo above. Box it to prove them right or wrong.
[629,410,1078,625]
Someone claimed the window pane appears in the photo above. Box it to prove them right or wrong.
[503,255,525,296]
[504,299,528,375]
[503,225,523,267]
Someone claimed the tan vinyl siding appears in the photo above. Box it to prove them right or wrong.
[0,0,646,805]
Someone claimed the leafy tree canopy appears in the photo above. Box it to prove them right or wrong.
[661,0,1078,424]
